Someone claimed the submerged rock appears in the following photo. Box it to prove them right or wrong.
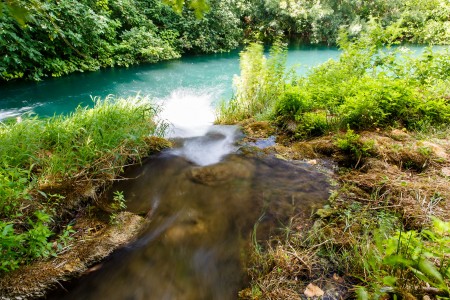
[188,156,254,186]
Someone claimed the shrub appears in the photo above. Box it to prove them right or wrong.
[217,41,288,123]
[271,28,450,138]
[275,85,313,121]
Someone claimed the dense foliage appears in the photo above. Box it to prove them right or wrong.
[0,96,163,272]
[218,20,450,137]
[0,0,242,81]
[240,0,450,45]
[2,0,450,81]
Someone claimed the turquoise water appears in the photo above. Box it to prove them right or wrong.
[1,44,447,121]
[0,45,341,120]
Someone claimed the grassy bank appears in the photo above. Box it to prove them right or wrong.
[0,96,170,274]
[238,125,450,299]
[218,22,450,299]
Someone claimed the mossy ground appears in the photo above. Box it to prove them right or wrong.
[238,120,450,299]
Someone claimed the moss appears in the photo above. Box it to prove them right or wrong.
[240,125,450,299]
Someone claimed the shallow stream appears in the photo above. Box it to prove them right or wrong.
[1,46,341,299]
[54,125,331,299]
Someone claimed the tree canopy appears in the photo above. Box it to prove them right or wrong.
[1,0,449,81]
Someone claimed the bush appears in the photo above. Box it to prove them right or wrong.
[275,85,313,121]
[338,76,420,129]
[271,27,450,138]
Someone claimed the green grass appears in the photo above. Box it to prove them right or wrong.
[216,41,288,124]
[0,95,167,272]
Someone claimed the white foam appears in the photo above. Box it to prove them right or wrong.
[0,106,35,121]
[156,87,240,166]
[157,88,216,138]
[170,125,240,166]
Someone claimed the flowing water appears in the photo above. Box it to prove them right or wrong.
[57,138,331,299]
[0,46,340,299]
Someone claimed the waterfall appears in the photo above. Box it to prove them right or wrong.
[157,88,240,166]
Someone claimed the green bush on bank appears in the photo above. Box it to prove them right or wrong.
[276,47,450,137]
[218,21,450,136]
[0,95,164,272]
[216,41,288,123]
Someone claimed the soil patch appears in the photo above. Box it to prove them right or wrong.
[0,210,147,299]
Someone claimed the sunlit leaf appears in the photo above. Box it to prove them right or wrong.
[356,286,369,300]
[4,1,28,26]
[382,276,397,286]
[431,216,450,236]
[418,258,444,283]
[162,0,209,18]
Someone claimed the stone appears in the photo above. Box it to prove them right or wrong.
[442,167,450,177]
[188,159,253,186]
[304,283,324,298]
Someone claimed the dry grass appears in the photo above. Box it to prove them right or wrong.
[240,124,450,299]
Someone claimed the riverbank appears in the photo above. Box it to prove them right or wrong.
[238,120,450,299]
[0,96,171,298]
[1,118,448,299]
[217,28,450,298]
[0,211,147,298]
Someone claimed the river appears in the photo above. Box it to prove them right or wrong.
[0,45,341,120]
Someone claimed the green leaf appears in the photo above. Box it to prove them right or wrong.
[2,223,14,236]
[356,286,369,300]
[431,217,450,236]
[418,258,444,284]
[383,276,397,286]
[4,2,29,26]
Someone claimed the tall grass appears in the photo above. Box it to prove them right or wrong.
[0,95,166,272]
[216,41,288,123]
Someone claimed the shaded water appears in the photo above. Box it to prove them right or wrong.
[56,126,331,300]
